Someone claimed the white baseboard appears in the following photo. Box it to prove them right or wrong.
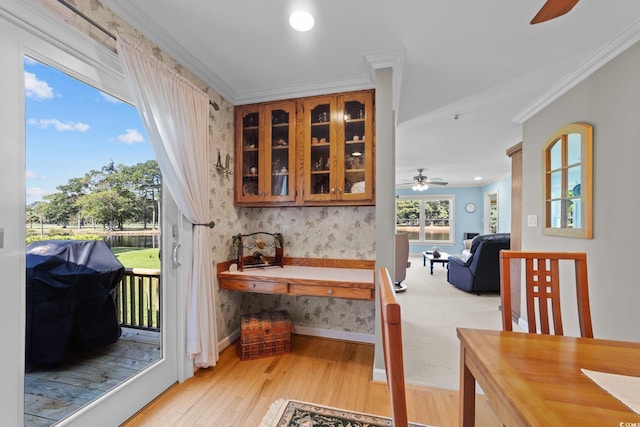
[217,328,240,352]
[372,367,387,382]
[292,325,375,344]
[217,325,375,351]
[518,318,528,331]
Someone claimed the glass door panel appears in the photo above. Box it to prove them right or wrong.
[239,110,261,199]
[343,99,366,195]
[308,101,332,197]
[270,108,290,197]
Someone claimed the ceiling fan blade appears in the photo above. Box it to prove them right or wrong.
[426,180,448,186]
[531,0,580,25]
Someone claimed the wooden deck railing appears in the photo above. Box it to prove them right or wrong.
[116,268,161,331]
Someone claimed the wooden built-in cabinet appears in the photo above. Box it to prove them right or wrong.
[234,90,374,207]
[302,91,374,205]
[235,100,297,206]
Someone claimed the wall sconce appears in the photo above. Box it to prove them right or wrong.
[215,148,233,177]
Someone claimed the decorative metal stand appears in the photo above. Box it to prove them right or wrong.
[215,148,233,177]
[232,232,284,271]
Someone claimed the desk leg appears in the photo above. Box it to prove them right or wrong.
[459,345,476,427]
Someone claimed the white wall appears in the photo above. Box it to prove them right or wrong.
[522,41,640,341]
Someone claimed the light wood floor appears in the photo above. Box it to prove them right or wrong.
[123,335,501,426]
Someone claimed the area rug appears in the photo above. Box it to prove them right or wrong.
[259,399,432,427]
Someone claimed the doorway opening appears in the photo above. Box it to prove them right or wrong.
[484,190,498,234]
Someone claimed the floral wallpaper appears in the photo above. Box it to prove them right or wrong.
[238,206,376,334]
[35,0,377,343]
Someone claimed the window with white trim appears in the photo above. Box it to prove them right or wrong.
[396,195,454,244]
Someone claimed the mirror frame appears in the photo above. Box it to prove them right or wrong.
[542,122,593,239]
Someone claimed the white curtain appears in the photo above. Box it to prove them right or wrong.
[116,35,217,368]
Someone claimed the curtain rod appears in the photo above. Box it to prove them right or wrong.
[56,0,220,111]
[57,0,116,40]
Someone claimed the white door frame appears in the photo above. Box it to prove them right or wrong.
[483,189,499,234]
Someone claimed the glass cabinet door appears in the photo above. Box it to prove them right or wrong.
[339,92,373,201]
[265,100,296,203]
[303,95,336,202]
[236,106,262,204]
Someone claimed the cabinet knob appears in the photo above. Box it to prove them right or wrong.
[249,283,256,289]
[338,187,343,193]
[331,187,336,193]
[327,289,333,295]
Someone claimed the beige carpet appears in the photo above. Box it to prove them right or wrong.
[397,255,503,391]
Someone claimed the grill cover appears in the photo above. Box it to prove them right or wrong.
[26,240,125,368]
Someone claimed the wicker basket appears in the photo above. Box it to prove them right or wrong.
[240,310,291,360]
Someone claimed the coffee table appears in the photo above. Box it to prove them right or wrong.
[422,251,449,275]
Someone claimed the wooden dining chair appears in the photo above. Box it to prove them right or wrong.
[378,267,410,427]
[499,251,593,338]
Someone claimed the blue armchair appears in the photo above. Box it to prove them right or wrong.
[447,233,510,293]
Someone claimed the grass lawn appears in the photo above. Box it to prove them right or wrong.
[112,247,160,269]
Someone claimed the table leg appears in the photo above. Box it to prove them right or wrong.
[459,345,476,427]
[430,260,434,275]
[423,253,427,267]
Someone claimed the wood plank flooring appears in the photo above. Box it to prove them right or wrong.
[123,335,501,427]
[25,328,161,426]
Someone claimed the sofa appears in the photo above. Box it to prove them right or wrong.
[447,233,510,293]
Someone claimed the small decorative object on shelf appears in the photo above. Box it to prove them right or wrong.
[232,231,284,271]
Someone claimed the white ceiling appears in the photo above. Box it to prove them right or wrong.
[101,0,640,187]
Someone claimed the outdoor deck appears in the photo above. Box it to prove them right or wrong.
[24,328,161,426]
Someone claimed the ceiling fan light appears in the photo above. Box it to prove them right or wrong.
[412,182,429,191]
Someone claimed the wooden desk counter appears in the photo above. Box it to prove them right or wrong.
[217,258,375,301]
[458,328,640,426]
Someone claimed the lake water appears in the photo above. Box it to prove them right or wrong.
[103,234,160,248]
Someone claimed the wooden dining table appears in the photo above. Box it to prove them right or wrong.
[457,328,640,426]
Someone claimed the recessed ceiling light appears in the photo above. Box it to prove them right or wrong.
[289,11,314,32]
[474,176,482,181]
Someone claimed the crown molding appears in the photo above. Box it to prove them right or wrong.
[364,50,405,111]
[99,0,236,102]
[100,1,404,108]
[234,76,374,105]
[514,18,640,123]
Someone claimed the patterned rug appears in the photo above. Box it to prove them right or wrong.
[259,399,431,427]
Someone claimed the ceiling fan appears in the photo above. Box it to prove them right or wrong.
[411,169,448,191]
[531,0,580,25]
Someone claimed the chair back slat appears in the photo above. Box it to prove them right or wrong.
[500,251,593,338]
[378,267,409,427]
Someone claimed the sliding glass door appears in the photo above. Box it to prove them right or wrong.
[0,3,188,424]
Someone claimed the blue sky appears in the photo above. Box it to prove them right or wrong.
[25,57,154,204]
